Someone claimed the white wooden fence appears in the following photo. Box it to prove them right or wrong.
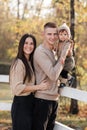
[54,86,87,130]
[0,75,87,130]
[0,75,9,83]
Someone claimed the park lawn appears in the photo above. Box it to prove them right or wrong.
[0,83,12,129]
[0,82,13,102]
[57,97,87,130]
[0,111,12,130]
[57,107,87,130]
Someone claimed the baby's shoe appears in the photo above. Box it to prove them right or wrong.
[68,76,75,86]
[59,83,66,88]
[58,83,66,94]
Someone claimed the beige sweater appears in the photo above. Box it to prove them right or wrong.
[10,59,35,96]
[34,44,70,101]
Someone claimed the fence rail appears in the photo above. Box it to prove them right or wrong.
[0,75,9,83]
[54,122,74,130]
[60,86,87,103]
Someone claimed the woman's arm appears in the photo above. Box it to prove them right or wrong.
[22,80,50,94]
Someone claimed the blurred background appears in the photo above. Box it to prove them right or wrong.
[0,0,87,130]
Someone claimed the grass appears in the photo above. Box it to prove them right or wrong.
[0,111,12,130]
[0,82,87,130]
[57,107,87,129]
[0,83,13,102]
[0,83,12,129]
[0,111,11,124]
[57,97,87,130]
[0,109,87,130]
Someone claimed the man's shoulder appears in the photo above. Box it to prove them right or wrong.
[36,44,42,50]
[34,44,42,57]
[35,44,44,53]
[34,44,49,59]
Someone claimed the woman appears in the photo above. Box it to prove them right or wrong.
[9,33,49,130]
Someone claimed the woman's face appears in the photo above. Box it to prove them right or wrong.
[23,37,34,59]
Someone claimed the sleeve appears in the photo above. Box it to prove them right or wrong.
[34,49,64,81]
[10,59,26,96]
[64,56,75,71]
[60,42,71,59]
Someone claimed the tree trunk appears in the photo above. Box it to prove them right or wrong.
[69,0,79,114]
[17,0,20,19]
[69,68,79,114]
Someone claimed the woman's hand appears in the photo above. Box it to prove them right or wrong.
[38,80,50,91]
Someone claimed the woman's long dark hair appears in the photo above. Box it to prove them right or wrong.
[13,33,36,82]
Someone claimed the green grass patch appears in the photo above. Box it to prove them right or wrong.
[57,114,87,129]
[57,97,87,130]
[0,82,12,128]
[0,83,13,102]
[0,111,11,129]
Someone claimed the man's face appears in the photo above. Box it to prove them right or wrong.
[44,27,58,48]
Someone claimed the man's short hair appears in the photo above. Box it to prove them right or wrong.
[44,22,57,29]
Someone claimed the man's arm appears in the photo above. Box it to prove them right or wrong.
[34,49,64,81]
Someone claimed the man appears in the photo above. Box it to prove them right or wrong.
[32,22,70,130]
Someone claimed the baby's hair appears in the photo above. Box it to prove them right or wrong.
[58,29,68,33]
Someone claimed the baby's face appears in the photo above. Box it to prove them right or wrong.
[58,30,69,42]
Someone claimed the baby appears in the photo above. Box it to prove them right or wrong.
[56,23,75,89]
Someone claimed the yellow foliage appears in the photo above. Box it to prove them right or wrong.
[84,127,87,130]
